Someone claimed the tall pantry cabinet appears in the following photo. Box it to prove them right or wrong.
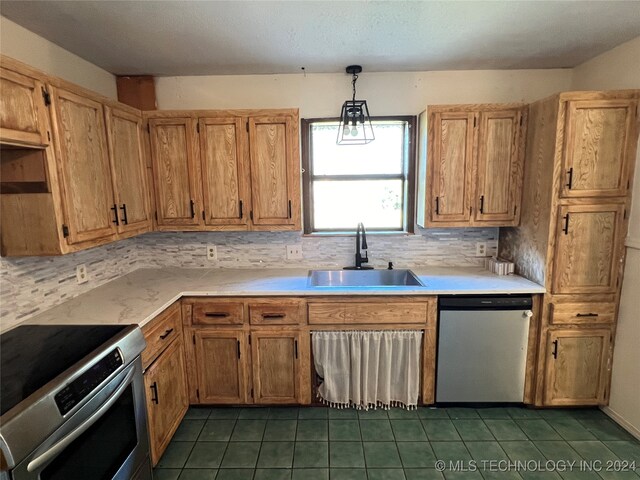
[499,91,639,406]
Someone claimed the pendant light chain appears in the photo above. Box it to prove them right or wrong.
[352,72,358,102]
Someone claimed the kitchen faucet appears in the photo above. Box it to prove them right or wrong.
[344,222,374,270]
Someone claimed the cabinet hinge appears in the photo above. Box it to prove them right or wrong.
[41,87,51,106]
[61,224,69,238]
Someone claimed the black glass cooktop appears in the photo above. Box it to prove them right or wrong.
[0,325,128,416]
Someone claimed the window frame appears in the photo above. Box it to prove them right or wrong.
[301,115,417,235]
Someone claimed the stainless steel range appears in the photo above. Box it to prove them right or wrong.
[0,324,151,480]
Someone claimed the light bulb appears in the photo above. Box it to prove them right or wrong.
[350,125,359,136]
[343,125,351,136]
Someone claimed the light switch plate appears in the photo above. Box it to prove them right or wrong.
[286,244,303,260]
[475,242,487,257]
[76,264,88,284]
[207,245,217,261]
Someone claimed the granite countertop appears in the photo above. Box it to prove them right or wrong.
[19,267,545,329]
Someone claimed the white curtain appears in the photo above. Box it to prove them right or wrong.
[312,330,423,410]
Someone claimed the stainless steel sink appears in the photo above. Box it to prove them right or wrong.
[308,269,425,287]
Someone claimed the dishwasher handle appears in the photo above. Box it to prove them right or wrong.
[439,295,533,310]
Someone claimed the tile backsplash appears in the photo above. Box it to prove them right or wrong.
[0,227,497,329]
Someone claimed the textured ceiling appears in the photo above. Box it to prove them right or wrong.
[1,1,639,76]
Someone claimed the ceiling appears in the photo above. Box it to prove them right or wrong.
[2,1,640,76]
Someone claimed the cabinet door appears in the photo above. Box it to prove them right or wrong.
[475,110,522,223]
[149,118,202,227]
[193,330,248,404]
[248,116,298,226]
[199,117,250,227]
[0,67,50,147]
[544,328,611,406]
[51,87,117,244]
[428,111,474,224]
[144,338,189,465]
[105,106,152,235]
[552,204,625,294]
[251,330,303,404]
[561,99,637,198]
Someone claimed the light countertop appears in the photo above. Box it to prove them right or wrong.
[19,267,545,329]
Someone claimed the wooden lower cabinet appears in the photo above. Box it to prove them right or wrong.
[144,337,189,465]
[543,327,612,406]
[251,329,308,404]
[191,329,248,404]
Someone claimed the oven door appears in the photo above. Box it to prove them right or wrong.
[11,358,151,480]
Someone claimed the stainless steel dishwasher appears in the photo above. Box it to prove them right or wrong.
[436,295,533,403]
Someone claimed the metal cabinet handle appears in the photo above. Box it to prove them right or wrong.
[479,195,485,214]
[27,367,135,472]
[190,200,196,219]
[237,340,241,359]
[551,340,559,359]
[120,204,128,225]
[239,200,243,219]
[288,200,292,219]
[562,214,570,234]
[111,204,119,225]
[262,313,285,319]
[204,312,229,318]
[566,168,573,189]
[294,340,298,359]
[150,382,159,404]
[576,313,599,317]
[435,197,440,214]
[159,328,174,340]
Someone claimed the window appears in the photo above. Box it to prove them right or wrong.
[302,117,416,234]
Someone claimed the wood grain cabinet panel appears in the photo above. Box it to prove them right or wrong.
[199,117,250,227]
[251,330,304,404]
[561,99,637,198]
[149,118,202,227]
[105,106,152,235]
[248,116,297,226]
[543,328,611,406]
[51,87,117,244]
[192,330,248,404]
[475,110,522,223]
[552,204,625,294]
[144,337,189,465]
[141,302,182,369]
[429,111,474,224]
[0,66,50,147]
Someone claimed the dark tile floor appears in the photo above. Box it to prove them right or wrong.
[153,406,640,480]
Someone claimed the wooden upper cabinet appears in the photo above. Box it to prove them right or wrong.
[248,116,299,227]
[552,204,625,294]
[428,111,474,224]
[544,328,611,406]
[149,118,202,227]
[251,330,303,404]
[50,87,117,244]
[0,66,50,147]
[475,110,523,223]
[192,330,248,404]
[199,117,249,227]
[144,337,189,465]
[105,106,152,235]
[561,99,637,198]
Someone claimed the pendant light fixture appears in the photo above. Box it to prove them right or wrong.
[337,65,375,145]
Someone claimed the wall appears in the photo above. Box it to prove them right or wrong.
[571,36,640,438]
[0,16,117,98]
[156,69,572,116]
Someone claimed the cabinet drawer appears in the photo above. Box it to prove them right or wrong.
[142,303,182,369]
[308,302,428,325]
[550,302,616,325]
[192,300,245,325]
[249,300,306,325]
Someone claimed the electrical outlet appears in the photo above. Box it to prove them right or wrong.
[206,245,217,261]
[286,244,303,260]
[76,264,88,284]
[475,242,487,257]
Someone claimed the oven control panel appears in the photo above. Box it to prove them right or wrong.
[55,349,123,415]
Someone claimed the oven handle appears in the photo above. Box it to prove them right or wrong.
[27,366,136,473]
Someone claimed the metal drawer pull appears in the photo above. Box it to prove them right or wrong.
[27,367,135,472]
[120,204,128,225]
[204,312,230,318]
[150,382,159,404]
[262,313,285,319]
[562,214,570,234]
[566,167,573,189]
[111,204,119,225]
[159,328,174,339]
[576,313,599,317]
[551,340,559,359]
